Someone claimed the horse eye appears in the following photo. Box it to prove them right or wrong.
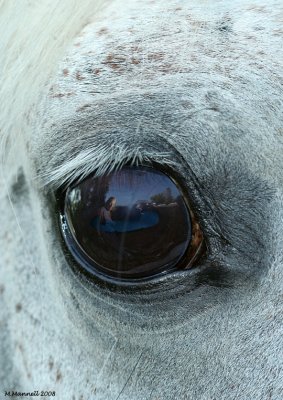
[59,165,204,284]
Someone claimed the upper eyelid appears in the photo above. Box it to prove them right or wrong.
[34,86,195,190]
[39,142,176,190]
[33,116,181,190]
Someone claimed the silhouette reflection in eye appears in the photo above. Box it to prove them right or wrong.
[93,196,159,233]
[61,166,204,283]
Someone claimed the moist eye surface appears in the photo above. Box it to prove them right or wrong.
[61,165,199,283]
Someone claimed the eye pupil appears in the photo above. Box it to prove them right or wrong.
[62,166,194,283]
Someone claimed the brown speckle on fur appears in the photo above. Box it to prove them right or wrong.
[75,71,84,80]
[98,27,109,35]
[56,369,62,382]
[131,57,141,65]
[148,52,165,61]
[102,54,126,72]
[76,104,91,112]
[247,5,268,13]
[131,45,142,52]
[51,92,74,98]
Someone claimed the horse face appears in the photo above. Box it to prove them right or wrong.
[1,1,283,398]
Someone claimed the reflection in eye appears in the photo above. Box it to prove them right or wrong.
[60,166,204,283]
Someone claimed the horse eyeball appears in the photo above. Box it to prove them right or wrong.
[60,165,204,284]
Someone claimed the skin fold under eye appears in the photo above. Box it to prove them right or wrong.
[59,165,204,284]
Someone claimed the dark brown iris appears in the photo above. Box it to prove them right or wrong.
[61,165,204,283]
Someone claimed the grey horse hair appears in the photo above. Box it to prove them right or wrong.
[0,0,283,399]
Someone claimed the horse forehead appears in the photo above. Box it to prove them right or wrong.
[47,0,283,101]
[37,0,283,186]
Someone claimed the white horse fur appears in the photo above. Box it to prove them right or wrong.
[0,0,283,399]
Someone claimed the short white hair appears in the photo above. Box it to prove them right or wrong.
[0,0,110,179]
